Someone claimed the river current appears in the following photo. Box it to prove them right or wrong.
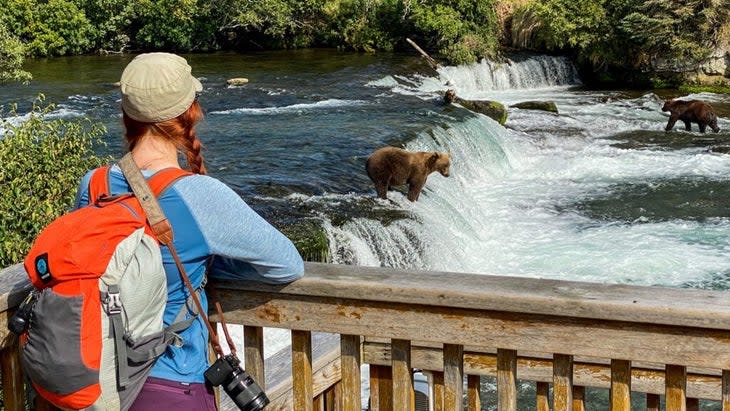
[3,49,730,409]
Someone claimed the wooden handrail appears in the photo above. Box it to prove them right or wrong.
[3,261,730,410]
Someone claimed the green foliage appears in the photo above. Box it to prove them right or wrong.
[0,0,95,57]
[133,0,216,50]
[513,0,730,81]
[0,97,109,267]
[0,22,31,83]
[408,0,499,64]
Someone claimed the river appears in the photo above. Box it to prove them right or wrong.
[3,49,730,409]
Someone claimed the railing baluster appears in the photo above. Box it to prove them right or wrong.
[1,343,24,411]
[666,364,687,411]
[392,339,414,411]
[723,370,730,411]
[610,359,631,411]
[340,334,361,411]
[369,364,393,411]
[536,381,550,411]
[553,354,573,411]
[497,348,517,411]
[444,344,464,411]
[244,325,265,390]
[292,329,314,411]
[467,374,481,411]
[647,393,660,411]
[433,371,445,411]
[573,386,585,411]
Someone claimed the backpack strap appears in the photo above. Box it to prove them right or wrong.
[88,166,112,204]
[118,153,235,360]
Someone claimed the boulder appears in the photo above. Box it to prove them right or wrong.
[226,77,249,86]
[456,99,508,125]
[510,100,558,114]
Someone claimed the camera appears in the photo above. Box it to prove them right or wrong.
[8,291,37,335]
[204,354,269,411]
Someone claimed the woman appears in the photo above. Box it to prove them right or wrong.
[73,52,304,410]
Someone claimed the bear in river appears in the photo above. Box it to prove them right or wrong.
[365,147,451,202]
[662,99,720,133]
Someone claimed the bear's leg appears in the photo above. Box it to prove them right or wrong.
[407,178,426,202]
[684,120,692,131]
[699,122,707,133]
[665,116,678,131]
[375,182,389,199]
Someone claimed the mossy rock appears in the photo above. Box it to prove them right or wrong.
[278,218,330,263]
[456,98,508,125]
[510,100,558,114]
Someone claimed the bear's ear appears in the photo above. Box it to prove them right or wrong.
[427,152,439,167]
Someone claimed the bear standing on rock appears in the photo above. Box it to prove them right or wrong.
[662,99,720,133]
[366,147,451,202]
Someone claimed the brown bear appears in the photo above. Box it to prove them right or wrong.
[662,99,720,133]
[365,147,451,202]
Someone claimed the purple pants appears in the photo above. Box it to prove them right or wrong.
[129,377,217,411]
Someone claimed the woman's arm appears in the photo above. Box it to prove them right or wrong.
[174,175,304,284]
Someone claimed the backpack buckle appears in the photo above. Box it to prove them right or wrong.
[104,285,123,315]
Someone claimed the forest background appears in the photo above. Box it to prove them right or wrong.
[1,0,730,87]
[1,0,730,267]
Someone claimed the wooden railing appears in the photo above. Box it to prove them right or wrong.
[2,261,730,410]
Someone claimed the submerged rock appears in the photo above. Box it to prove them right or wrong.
[510,100,559,114]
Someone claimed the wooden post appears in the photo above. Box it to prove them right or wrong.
[573,386,585,411]
[467,375,481,411]
[433,371,445,411]
[244,325,265,390]
[536,382,550,411]
[392,339,414,411]
[370,364,393,411]
[723,370,730,411]
[340,334,361,411]
[553,354,573,411]
[444,344,464,411]
[497,348,517,411]
[610,359,631,411]
[666,364,687,411]
[1,342,25,411]
[647,393,660,411]
[292,330,314,411]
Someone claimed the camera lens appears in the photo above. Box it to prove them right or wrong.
[224,369,270,411]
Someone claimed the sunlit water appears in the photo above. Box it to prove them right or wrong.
[4,50,730,409]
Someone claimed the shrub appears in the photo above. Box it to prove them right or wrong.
[0,96,109,267]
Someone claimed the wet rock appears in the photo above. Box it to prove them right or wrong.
[227,77,249,86]
[444,89,508,125]
[510,100,558,114]
[710,146,730,154]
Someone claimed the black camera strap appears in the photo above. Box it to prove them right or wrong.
[119,153,237,359]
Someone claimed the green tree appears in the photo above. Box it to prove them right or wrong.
[0,22,31,83]
[0,0,95,56]
[0,97,109,267]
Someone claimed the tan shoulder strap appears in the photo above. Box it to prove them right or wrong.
[118,153,235,358]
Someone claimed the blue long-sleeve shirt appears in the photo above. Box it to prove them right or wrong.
[74,165,304,383]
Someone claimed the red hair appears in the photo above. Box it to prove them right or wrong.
[123,100,207,174]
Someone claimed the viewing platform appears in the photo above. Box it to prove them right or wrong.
[1,262,730,410]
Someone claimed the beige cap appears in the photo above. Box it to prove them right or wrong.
[120,53,203,123]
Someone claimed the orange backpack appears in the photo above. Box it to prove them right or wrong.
[19,162,192,410]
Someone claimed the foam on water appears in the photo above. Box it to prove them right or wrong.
[331,56,730,290]
[208,98,367,115]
